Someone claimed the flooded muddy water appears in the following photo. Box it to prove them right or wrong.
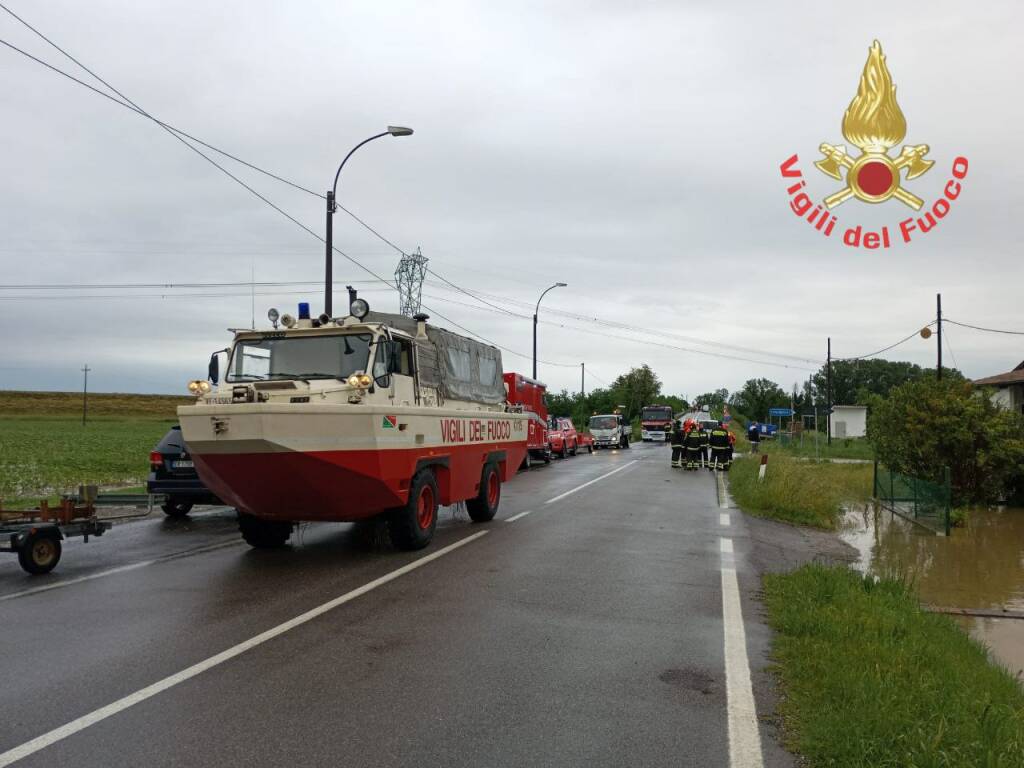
[840,504,1024,680]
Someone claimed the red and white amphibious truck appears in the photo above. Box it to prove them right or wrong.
[178,301,528,550]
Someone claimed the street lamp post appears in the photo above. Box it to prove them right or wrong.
[532,282,567,379]
[325,126,413,315]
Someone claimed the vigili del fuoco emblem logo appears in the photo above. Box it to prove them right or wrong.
[780,41,968,249]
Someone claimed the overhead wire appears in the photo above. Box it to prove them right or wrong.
[944,319,1024,336]
[0,8,827,376]
[0,13,582,370]
[832,323,934,362]
[1,15,822,370]
[0,6,323,199]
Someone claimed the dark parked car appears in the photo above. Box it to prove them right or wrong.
[148,426,220,517]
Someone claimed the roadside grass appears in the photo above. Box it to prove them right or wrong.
[763,435,875,461]
[764,563,1024,767]
[728,452,871,529]
[0,417,173,506]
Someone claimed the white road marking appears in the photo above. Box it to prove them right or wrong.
[544,460,639,504]
[719,537,764,768]
[0,531,488,768]
[717,472,730,509]
[0,540,245,603]
[505,510,533,522]
[720,513,731,526]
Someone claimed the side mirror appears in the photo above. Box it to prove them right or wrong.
[208,352,220,384]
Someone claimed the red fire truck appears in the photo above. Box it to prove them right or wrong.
[503,372,551,468]
[640,404,675,442]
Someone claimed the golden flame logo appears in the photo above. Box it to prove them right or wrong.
[814,40,933,209]
[842,41,906,153]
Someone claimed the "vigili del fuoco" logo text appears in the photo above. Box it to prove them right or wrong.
[780,41,967,249]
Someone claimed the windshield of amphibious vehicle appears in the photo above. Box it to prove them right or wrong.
[589,416,618,430]
[226,333,372,382]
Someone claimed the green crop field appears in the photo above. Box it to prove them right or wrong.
[0,391,190,506]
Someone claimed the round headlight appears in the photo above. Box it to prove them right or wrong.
[187,380,201,394]
[358,374,372,387]
[347,374,361,388]
[198,380,212,393]
[267,308,279,324]
[350,298,370,319]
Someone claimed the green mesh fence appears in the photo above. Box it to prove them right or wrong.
[873,461,951,536]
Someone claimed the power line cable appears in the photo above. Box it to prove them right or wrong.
[0,22,820,368]
[943,326,959,371]
[944,319,1024,336]
[0,8,323,198]
[832,323,935,362]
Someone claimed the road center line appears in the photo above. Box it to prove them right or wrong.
[0,539,245,603]
[719,537,764,768]
[544,460,639,504]
[505,510,533,522]
[720,513,731,526]
[0,531,488,768]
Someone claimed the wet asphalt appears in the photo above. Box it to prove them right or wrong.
[0,442,797,767]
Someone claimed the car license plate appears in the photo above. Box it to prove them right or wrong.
[172,460,194,469]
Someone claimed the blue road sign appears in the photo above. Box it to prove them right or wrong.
[768,407,794,416]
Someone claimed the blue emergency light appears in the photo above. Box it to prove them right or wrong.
[298,302,310,320]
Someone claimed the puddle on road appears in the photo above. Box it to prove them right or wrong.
[840,504,1024,679]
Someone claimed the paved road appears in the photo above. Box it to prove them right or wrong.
[0,443,794,767]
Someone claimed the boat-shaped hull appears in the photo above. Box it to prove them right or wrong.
[178,403,528,522]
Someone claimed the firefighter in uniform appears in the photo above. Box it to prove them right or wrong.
[698,424,710,470]
[725,428,736,471]
[709,422,729,470]
[669,420,684,468]
[684,421,702,470]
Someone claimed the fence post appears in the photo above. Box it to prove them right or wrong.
[944,466,951,536]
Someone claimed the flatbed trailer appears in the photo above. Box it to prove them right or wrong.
[0,498,113,574]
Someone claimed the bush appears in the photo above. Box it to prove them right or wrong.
[867,378,1024,504]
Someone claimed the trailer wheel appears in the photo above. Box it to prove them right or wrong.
[238,512,292,548]
[389,469,438,550]
[161,498,194,518]
[18,533,62,575]
[569,440,578,456]
[466,463,500,523]
[523,452,533,470]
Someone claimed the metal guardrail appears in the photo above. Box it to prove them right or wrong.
[873,460,951,536]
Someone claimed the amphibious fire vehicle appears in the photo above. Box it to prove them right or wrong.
[178,299,528,551]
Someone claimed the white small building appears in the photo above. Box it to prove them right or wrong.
[829,405,867,438]
[974,361,1024,416]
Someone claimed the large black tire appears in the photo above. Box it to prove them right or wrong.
[18,533,62,574]
[238,512,292,548]
[389,469,438,550]
[161,498,194,518]
[569,440,577,457]
[522,452,532,471]
[559,442,567,459]
[466,463,501,523]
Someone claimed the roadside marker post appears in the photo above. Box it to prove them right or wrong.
[757,454,768,483]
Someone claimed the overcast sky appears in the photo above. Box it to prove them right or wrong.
[1,0,1020,399]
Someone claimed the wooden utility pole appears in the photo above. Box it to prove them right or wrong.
[81,364,91,426]
[581,363,585,397]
